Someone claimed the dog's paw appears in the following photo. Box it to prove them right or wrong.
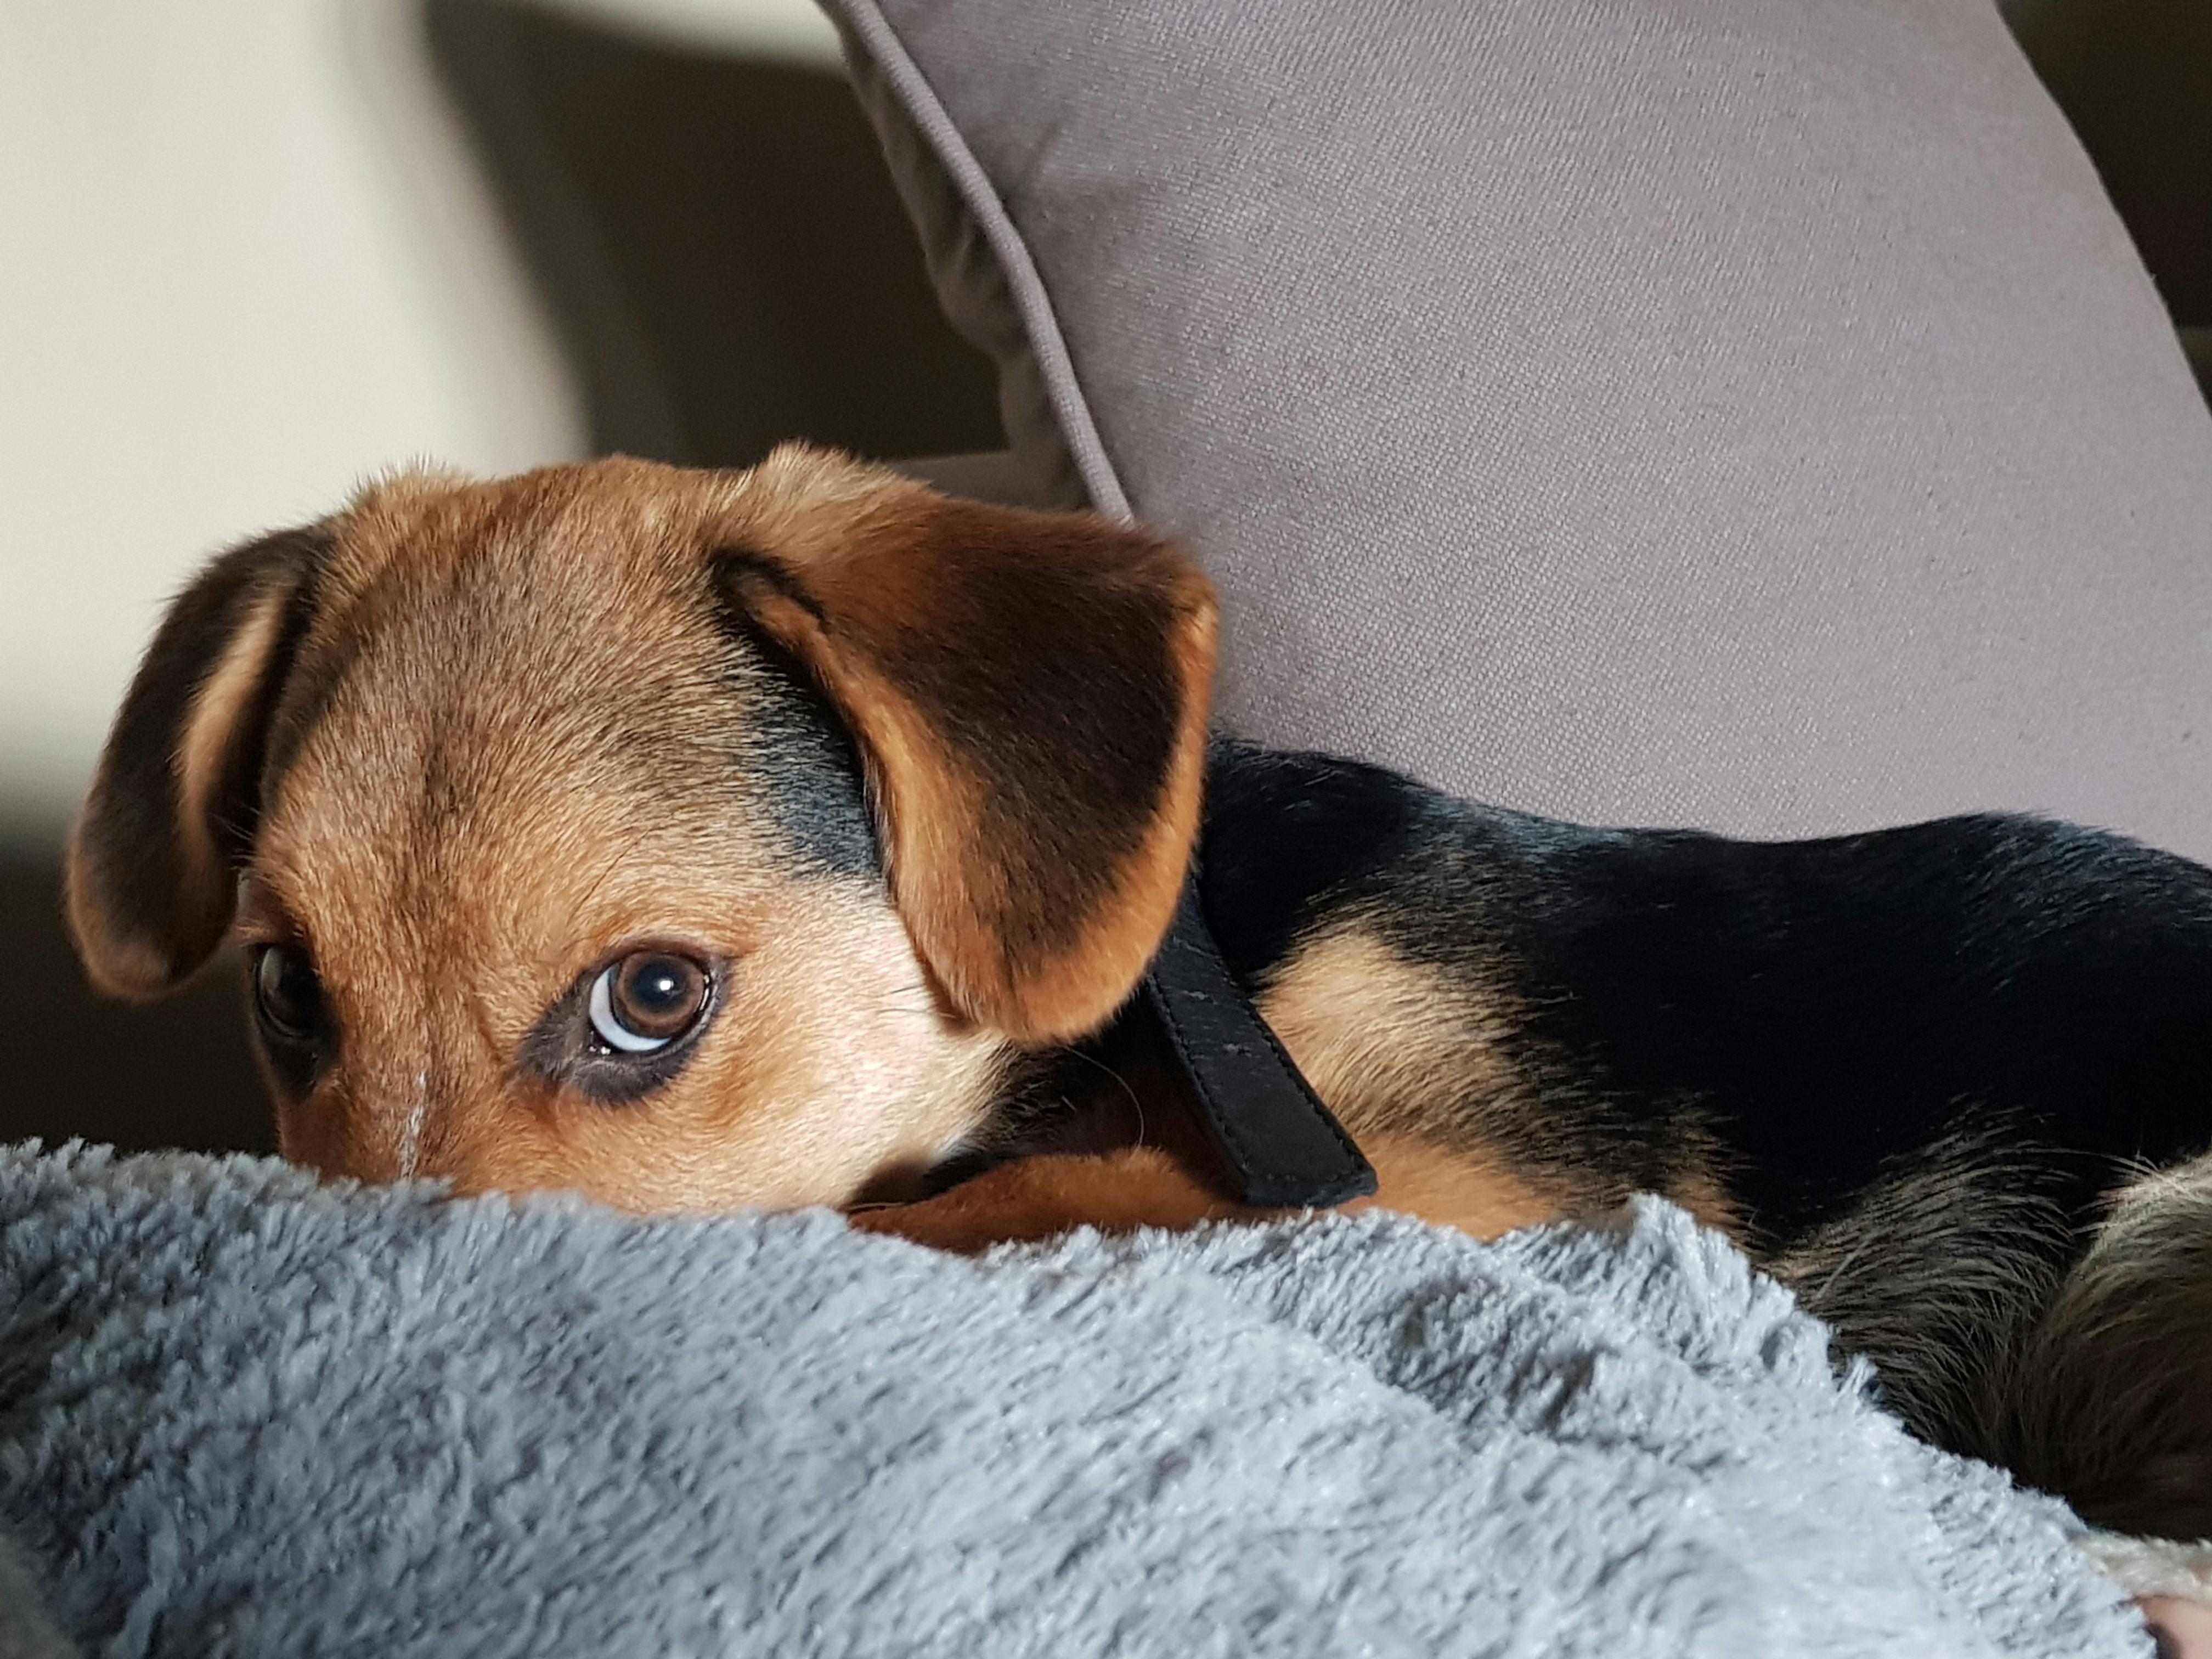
[2078,1532,2212,1659]
[2141,1597,2212,1659]
[847,1146,1249,1252]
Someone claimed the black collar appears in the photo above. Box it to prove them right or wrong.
[1136,874,1377,1209]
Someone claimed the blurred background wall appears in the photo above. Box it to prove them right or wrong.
[0,1,585,839]
[0,0,2202,1155]
[0,0,1000,1153]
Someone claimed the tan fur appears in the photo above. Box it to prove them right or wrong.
[65,449,2212,1574]
[725,451,1216,1044]
[1003,644,1214,1043]
[856,926,1633,1252]
[242,462,1019,1211]
[64,840,178,1004]
[851,1145,1240,1251]
[854,1131,1582,1255]
[66,445,1681,1243]
[1261,923,1706,1237]
[1661,1172,1744,1238]
[173,591,298,969]
[1260,928,1532,1141]
[84,444,1583,1238]
[246,853,1008,1212]
[1987,1150,2212,1539]
[1339,1136,1567,1238]
[66,531,323,1001]
[72,446,1215,1215]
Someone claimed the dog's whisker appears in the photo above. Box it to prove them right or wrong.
[1062,1045,1147,1147]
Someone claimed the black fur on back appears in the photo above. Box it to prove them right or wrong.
[1198,738,2212,1249]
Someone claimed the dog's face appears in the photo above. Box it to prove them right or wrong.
[65,447,1216,1212]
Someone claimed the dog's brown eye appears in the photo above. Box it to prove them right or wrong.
[252,945,323,1041]
[589,952,711,1053]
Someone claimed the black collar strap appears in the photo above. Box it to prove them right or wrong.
[1137,874,1378,1209]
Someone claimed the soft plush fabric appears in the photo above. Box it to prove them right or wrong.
[0,1534,73,1659]
[825,0,2212,861]
[0,1141,2154,1657]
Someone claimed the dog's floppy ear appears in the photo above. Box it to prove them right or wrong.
[718,491,1217,1046]
[66,526,328,1000]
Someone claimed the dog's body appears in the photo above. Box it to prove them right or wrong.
[64,447,2212,1545]
[1057,739,2212,1540]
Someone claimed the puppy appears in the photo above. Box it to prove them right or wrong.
[65,445,2212,1551]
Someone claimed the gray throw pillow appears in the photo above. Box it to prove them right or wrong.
[825,0,2212,859]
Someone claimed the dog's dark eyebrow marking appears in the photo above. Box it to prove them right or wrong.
[709,547,878,879]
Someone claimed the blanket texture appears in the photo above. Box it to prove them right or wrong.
[0,1142,2151,1657]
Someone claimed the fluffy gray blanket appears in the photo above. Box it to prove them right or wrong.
[0,1142,2151,1657]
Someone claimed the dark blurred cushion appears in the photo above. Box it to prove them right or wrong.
[827,0,2212,858]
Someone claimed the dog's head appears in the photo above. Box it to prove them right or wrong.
[65,447,1216,1211]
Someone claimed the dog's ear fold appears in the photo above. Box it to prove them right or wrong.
[718,494,1217,1046]
[66,526,328,1000]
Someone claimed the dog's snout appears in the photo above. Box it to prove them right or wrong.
[276,1039,477,1188]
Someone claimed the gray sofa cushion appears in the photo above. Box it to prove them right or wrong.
[826,0,2212,860]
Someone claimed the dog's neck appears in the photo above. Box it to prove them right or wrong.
[933,738,1404,1193]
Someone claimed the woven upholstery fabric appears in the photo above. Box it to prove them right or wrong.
[827,0,2212,857]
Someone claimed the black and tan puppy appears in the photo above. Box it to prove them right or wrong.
[65,445,2212,1545]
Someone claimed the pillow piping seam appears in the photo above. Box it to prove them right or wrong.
[825,1,1132,521]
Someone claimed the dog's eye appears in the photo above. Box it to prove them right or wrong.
[588,952,712,1054]
[522,946,723,1101]
[252,944,323,1042]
